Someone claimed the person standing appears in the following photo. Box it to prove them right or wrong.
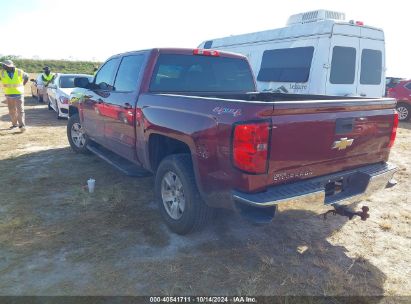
[0,60,29,131]
[41,66,54,103]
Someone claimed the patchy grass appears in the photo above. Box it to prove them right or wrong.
[0,95,410,296]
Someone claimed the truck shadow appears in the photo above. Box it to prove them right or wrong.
[0,147,386,297]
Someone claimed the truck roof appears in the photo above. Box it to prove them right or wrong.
[109,48,249,60]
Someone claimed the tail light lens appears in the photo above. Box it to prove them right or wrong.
[232,121,270,174]
[388,112,399,148]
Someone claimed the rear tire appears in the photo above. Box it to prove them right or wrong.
[396,103,410,121]
[67,113,90,154]
[155,154,213,235]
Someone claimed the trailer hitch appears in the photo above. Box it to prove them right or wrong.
[323,205,370,221]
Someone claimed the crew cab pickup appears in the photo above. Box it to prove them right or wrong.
[67,48,398,234]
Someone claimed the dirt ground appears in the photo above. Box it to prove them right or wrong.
[0,90,410,296]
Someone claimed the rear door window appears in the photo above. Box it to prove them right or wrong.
[330,46,356,84]
[405,82,411,90]
[94,58,120,90]
[149,54,255,92]
[114,54,145,92]
[257,47,314,82]
[360,49,382,85]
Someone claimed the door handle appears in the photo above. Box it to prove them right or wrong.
[360,93,366,97]
[123,102,133,109]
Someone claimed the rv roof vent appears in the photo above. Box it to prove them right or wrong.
[286,10,346,26]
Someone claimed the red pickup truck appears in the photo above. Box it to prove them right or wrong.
[67,48,398,234]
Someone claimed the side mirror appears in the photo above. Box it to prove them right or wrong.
[74,77,91,89]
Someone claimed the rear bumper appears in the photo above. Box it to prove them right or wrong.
[232,162,397,208]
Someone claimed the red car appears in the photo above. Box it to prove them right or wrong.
[387,80,411,121]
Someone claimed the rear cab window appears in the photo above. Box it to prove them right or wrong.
[257,47,314,82]
[149,54,255,93]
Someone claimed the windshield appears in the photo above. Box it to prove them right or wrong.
[59,76,76,88]
[149,54,255,93]
[60,76,92,88]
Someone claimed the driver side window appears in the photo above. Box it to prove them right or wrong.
[94,58,120,90]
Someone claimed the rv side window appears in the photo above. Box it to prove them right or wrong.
[257,47,314,83]
[330,46,356,84]
[360,49,382,85]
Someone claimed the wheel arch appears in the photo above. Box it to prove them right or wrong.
[69,105,79,118]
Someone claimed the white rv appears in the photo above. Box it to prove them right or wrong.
[198,10,385,97]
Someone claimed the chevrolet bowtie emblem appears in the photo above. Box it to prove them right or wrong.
[332,138,354,150]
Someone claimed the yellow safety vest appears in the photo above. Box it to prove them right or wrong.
[42,73,53,82]
[1,69,24,95]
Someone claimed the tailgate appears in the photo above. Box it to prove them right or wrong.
[266,98,397,186]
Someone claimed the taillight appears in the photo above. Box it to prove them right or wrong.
[59,96,69,104]
[193,49,220,56]
[232,121,270,174]
[388,112,399,148]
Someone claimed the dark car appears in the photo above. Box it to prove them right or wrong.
[66,48,398,234]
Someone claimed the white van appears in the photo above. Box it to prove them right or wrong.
[198,10,385,97]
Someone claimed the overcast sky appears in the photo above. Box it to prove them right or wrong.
[1,0,409,77]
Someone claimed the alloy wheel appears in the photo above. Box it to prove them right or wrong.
[70,122,86,148]
[161,171,186,220]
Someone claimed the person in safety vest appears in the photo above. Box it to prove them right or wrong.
[40,66,54,103]
[0,60,29,131]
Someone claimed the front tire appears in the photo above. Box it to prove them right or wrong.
[67,113,90,154]
[155,154,213,235]
[396,103,410,121]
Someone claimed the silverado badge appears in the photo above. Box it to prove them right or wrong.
[332,138,354,150]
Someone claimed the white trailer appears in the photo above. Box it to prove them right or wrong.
[198,10,385,97]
